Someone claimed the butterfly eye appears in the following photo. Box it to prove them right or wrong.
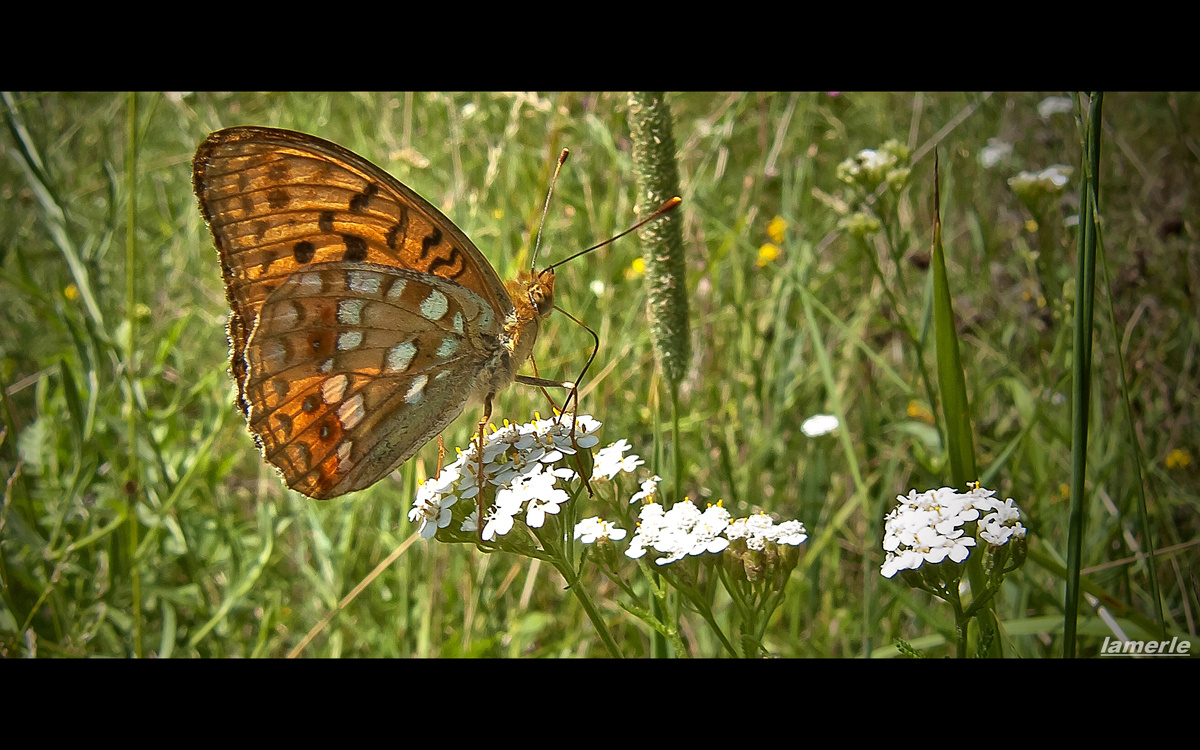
[530,269,555,316]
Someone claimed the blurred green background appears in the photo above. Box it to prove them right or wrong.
[0,92,1195,657]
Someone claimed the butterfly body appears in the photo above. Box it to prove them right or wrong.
[193,127,554,499]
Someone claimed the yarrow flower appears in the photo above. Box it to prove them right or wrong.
[837,139,911,192]
[629,475,662,504]
[725,512,808,551]
[880,485,1026,579]
[627,499,726,565]
[774,519,809,546]
[408,470,460,539]
[625,501,806,566]
[410,414,602,542]
[573,517,627,544]
[520,465,569,528]
[592,439,644,481]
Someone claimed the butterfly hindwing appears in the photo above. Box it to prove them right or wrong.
[241,262,503,498]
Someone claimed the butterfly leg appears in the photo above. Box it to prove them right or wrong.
[475,393,494,542]
[437,435,446,477]
[556,304,601,495]
[562,382,595,498]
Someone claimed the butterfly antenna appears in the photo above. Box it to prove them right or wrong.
[546,196,682,272]
[529,149,571,273]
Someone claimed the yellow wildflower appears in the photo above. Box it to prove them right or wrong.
[907,400,934,425]
[1166,449,1192,470]
[625,256,646,279]
[757,243,780,267]
[767,215,787,245]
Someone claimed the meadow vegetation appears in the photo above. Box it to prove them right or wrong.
[0,91,1195,657]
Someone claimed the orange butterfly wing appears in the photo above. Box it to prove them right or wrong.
[193,127,516,498]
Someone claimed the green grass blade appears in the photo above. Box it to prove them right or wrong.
[1063,93,1104,656]
[930,151,977,487]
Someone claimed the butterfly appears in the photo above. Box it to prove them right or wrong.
[193,126,567,500]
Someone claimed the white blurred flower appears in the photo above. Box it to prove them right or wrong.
[836,140,910,190]
[1037,95,1073,119]
[978,138,1013,169]
[838,148,896,184]
[1039,165,1072,188]
[1009,165,1073,200]
[801,414,839,437]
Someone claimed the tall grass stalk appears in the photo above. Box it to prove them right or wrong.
[628,92,690,499]
[629,92,690,658]
[124,92,143,658]
[1063,93,1104,656]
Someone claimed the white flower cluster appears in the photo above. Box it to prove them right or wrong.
[880,486,1026,579]
[629,475,662,503]
[1008,165,1073,198]
[625,501,808,566]
[573,517,627,543]
[836,140,910,191]
[726,513,809,550]
[409,414,602,541]
[838,148,897,183]
[592,439,644,480]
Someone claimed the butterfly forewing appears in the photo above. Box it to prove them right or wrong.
[193,127,514,410]
[193,127,537,499]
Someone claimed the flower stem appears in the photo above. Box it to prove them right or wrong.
[551,552,623,658]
